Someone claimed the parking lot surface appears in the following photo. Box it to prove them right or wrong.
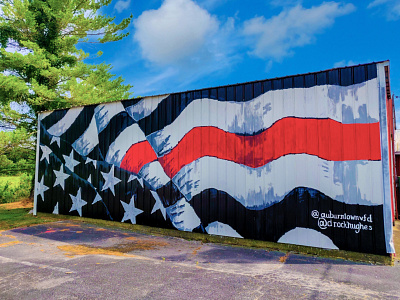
[1,221,400,299]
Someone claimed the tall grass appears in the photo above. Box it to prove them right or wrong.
[0,173,32,204]
[0,176,20,187]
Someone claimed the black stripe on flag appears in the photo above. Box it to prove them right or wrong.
[40,110,68,130]
[121,98,143,109]
[155,181,184,208]
[59,106,96,145]
[190,187,386,255]
[97,111,135,159]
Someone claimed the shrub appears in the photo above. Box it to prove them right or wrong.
[0,173,32,204]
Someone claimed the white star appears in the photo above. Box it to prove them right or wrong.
[53,165,70,190]
[92,193,102,205]
[36,175,49,201]
[101,167,121,196]
[52,202,59,214]
[63,150,80,172]
[150,191,166,220]
[87,174,92,184]
[128,174,144,188]
[50,136,60,148]
[121,195,143,224]
[40,145,52,163]
[85,157,97,169]
[69,188,87,217]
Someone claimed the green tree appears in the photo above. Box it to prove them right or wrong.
[0,128,34,174]
[0,0,133,198]
[0,0,133,134]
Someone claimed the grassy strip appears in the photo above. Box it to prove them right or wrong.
[33,212,393,266]
[0,208,60,230]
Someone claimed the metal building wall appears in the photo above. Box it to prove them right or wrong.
[34,62,395,255]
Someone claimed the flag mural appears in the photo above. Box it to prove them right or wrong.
[34,62,395,255]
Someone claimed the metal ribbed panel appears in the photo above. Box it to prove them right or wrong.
[34,62,394,255]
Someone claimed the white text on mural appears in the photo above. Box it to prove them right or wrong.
[311,210,373,233]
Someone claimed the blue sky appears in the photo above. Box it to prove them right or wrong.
[80,0,400,121]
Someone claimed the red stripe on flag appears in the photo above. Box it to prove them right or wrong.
[158,118,382,178]
[120,141,158,174]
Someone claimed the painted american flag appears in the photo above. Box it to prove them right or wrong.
[35,63,393,255]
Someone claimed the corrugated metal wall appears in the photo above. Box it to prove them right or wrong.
[34,62,395,255]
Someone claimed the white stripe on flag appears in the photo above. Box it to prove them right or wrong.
[205,221,243,238]
[172,154,383,209]
[125,94,169,121]
[94,102,125,133]
[47,107,84,136]
[39,111,52,120]
[105,123,147,167]
[72,115,99,156]
[147,79,379,156]
[138,161,171,190]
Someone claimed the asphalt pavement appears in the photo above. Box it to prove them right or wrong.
[0,220,400,299]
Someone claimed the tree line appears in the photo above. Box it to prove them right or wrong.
[0,0,133,181]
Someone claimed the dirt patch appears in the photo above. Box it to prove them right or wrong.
[0,241,22,247]
[102,239,169,252]
[57,238,168,257]
[191,246,202,256]
[279,253,289,263]
[57,245,135,258]
[3,234,16,239]
[0,198,33,209]
[58,223,82,227]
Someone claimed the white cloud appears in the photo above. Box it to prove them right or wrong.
[133,0,219,65]
[265,60,273,72]
[369,0,391,5]
[131,0,241,93]
[242,2,356,61]
[269,0,302,8]
[395,105,400,129]
[197,0,228,10]
[333,60,358,68]
[133,68,178,96]
[368,0,400,20]
[10,102,31,114]
[114,0,131,13]
[5,43,32,55]
[130,1,358,96]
